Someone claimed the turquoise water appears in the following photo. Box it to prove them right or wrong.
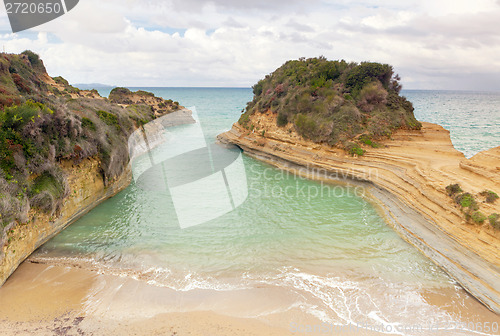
[34,88,500,333]
[403,90,500,158]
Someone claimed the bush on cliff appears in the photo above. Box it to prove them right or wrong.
[489,213,499,229]
[446,183,462,196]
[239,57,421,153]
[455,192,478,211]
[480,190,499,204]
[471,211,487,225]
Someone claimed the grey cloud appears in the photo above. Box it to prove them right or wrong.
[168,0,319,12]
[285,19,315,33]
[338,10,500,48]
[223,17,245,28]
[412,12,500,41]
[278,31,331,49]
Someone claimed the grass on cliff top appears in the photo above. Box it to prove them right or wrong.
[239,57,421,154]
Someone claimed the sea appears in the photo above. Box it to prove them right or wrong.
[32,88,500,335]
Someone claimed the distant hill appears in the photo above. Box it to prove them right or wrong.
[72,83,113,90]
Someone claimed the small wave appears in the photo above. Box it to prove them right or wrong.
[28,255,249,292]
[28,257,496,336]
[251,267,487,336]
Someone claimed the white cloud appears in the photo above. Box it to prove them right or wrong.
[0,0,499,90]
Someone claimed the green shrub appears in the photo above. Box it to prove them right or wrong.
[277,112,288,127]
[30,171,65,198]
[294,114,318,140]
[489,213,499,229]
[1,100,52,129]
[455,192,478,210]
[0,100,54,173]
[238,111,251,128]
[357,82,388,112]
[109,87,131,95]
[52,76,69,86]
[137,90,154,97]
[471,211,487,224]
[445,183,462,196]
[109,87,133,105]
[96,110,119,129]
[81,117,96,131]
[29,170,67,214]
[359,134,380,148]
[21,50,42,68]
[345,62,393,92]
[252,79,265,96]
[345,142,365,156]
[480,190,499,203]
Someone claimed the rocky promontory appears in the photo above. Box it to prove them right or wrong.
[218,57,500,313]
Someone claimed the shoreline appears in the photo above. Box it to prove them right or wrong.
[0,261,383,336]
[1,258,498,336]
[217,116,500,314]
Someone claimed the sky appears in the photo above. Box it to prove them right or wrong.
[1,0,500,90]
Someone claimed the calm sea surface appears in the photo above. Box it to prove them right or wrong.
[33,88,500,334]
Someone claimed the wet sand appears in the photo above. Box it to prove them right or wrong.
[1,261,499,336]
[0,262,297,336]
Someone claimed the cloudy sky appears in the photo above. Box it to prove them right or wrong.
[1,0,500,90]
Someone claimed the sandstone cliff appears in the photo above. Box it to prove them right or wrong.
[0,158,131,286]
[218,110,500,313]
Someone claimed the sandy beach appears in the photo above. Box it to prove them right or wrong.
[1,259,499,336]
[0,261,296,336]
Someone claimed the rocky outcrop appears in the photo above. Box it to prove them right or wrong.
[0,158,131,286]
[217,110,500,313]
[109,87,182,117]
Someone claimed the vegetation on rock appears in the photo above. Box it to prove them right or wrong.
[446,183,463,196]
[0,51,179,236]
[489,213,499,229]
[445,183,499,229]
[239,57,421,153]
[480,190,499,204]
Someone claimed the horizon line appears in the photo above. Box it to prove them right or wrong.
[72,85,500,93]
